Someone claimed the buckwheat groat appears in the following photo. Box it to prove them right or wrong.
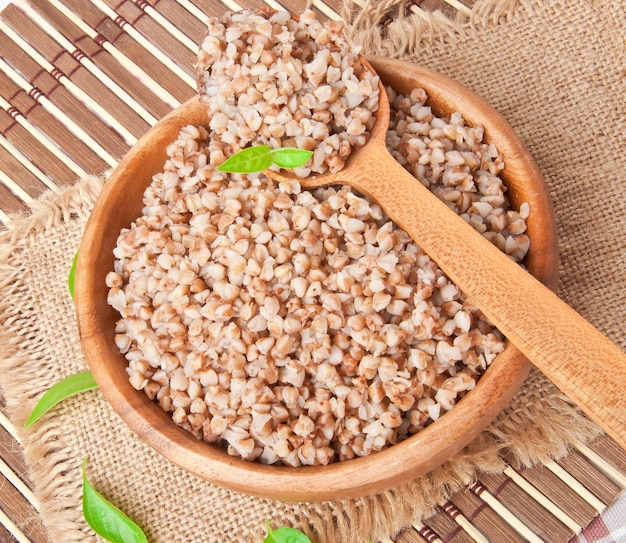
[195,9,380,177]
[386,86,530,261]
[106,87,530,466]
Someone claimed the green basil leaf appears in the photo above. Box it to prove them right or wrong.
[270,148,313,169]
[68,250,78,299]
[24,370,98,428]
[267,528,313,543]
[217,145,274,173]
[82,458,148,543]
[264,520,313,543]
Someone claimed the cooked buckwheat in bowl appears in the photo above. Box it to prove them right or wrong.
[75,9,558,501]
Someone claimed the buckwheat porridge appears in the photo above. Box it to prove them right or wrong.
[106,9,531,467]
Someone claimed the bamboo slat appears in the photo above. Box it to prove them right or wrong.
[0,398,49,543]
[478,473,575,542]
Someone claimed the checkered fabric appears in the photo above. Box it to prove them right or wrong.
[571,493,626,543]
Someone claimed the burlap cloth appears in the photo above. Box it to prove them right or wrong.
[1,1,624,541]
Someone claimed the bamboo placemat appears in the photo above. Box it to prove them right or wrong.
[0,1,625,543]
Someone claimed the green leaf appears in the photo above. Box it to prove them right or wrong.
[264,520,313,543]
[217,145,274,173]
[82,458,149,543]
[270,148,313,169]
[217,146,313,174]
[68,250,78,299]
[24,370,98,428]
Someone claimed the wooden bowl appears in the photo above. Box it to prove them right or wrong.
[75,57,558,502]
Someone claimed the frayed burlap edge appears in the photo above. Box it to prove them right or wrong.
[0,175,104,542]
[0,166,601,543]
[0,175,103,251]
[342,0,532,60]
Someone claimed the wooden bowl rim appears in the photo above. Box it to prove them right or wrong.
[75,57,558,502]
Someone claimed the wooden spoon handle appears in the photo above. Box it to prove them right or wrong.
[345,149,626,450]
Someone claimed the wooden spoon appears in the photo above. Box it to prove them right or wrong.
[267,59,626,451]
